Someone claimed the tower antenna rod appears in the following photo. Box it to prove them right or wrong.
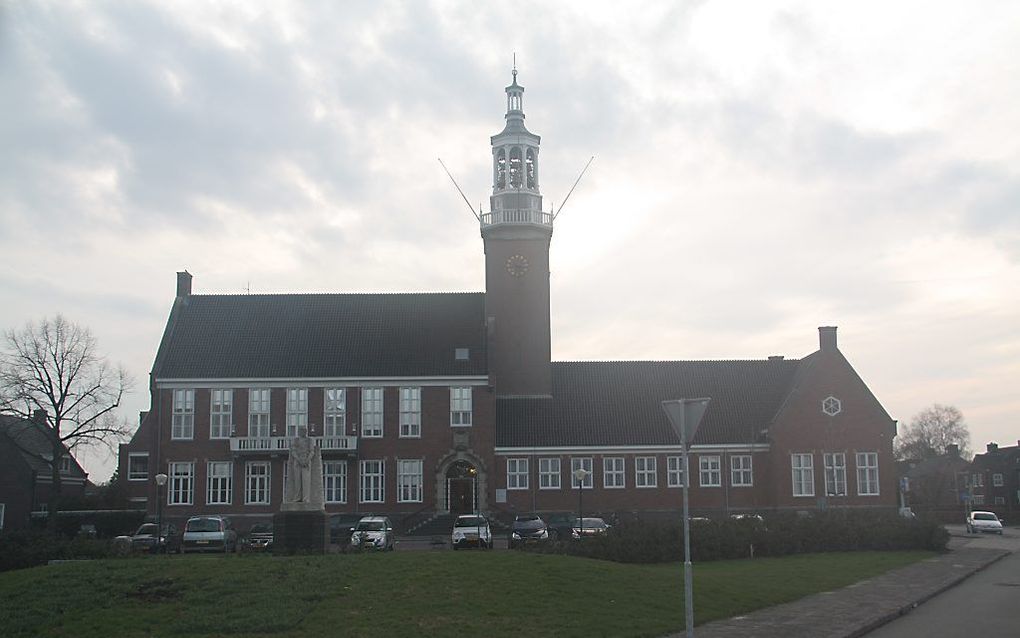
[554,156,595,220]
[438,157,481,221]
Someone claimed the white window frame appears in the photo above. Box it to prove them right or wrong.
[667,455,685,487]
[323,460,347,504]
[59,456,72,473]
[507,458,529,490]
[824,452,847,496]
[361,387,383,438]
[571,457,594,489]
[699,455,721,487]
[399,387,421,438]
[731,455,753,487]
[539,457,561,490]
[604,457,626,489]
[167,461,194,505]
[128,453,149,481]
[450,386,472,427]
[359,459,385,503]
[171,389,194,440]
[856,452,880,496]
[972,473,984,487]
[206,461,233,505]
[993,473,1004,487]
[245,461,271,505]
[792,453,815,497]
[635,456,657,488]
[248,388,271,438]
[286,388,308,438]
[209,389,233,439]
[323,388,346,437]
[994,496,1005,505]
[397,459,423,503]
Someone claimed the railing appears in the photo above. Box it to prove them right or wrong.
[480,209,553,227]
[229,435,357,453]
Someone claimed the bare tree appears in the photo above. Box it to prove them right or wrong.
[0,315,133,524]
[896,403,971,461]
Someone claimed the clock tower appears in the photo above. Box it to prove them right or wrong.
[481,69,553,397]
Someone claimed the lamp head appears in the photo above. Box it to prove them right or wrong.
[155,472,168,487]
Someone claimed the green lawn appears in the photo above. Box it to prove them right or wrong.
[0,550,931,637]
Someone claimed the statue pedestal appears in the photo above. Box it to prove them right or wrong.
[273,509,328,555]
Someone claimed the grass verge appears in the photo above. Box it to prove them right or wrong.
[0,550,931,637]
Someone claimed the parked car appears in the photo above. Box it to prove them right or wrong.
[330,513,367,548]
[131,523,182,554]
[451,514,492,549]
[182,515,237,553]
[571,517,610,538]
[510,514,549,548]
[966,510,1004,535]
[246,522,273,551]
[544,512,576,540]
[351,516,395,551]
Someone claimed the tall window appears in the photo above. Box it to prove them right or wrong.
[286,388,307,437]
[397,459,423,503]
[324,388,346,437]
[667,456,685,487]
[792,453,814,497]
[856,452,880,496]
[539,457,561,489]
[571,457,593,489]
[360,460,385,503]
[207,461,232,505]
[731,455,753,487]
[824,452,847,496]
[507,458,529,490]
[168,462,194,505]
[249,388,271,438]
[362,388,383,437]
[245,461,271,505]
[399,387,421,438]
[450,387,472,426]
[699,455,721,487]
[128,453,149,481]
[972,473,984,487]
[210,389,232,439]
[323,461,347,503]
[171,389,194,440]
[993,473,1004,487]
[635,456,657,488]
[604,457,625,488]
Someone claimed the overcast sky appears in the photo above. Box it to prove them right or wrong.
[3,1,1018,482]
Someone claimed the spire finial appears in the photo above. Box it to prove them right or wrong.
[512,52,517,81]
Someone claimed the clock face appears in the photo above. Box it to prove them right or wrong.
[505,254,529,277]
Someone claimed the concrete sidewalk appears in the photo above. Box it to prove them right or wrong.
[672,541,1010,638]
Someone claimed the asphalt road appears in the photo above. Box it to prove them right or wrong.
[866,526,1020,637]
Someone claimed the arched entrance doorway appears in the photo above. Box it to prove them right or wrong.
[446,460,477,515]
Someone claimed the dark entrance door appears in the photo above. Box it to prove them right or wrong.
[446,460,477,515]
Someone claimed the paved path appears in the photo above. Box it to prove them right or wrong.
[669,527,1014,638]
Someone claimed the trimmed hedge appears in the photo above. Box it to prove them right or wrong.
[523,510,949,564]
[30,509,147,538]
[0,530,113,573]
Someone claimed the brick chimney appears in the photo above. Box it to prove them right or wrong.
[33,408,47,426]
[818,326,838,352]
[177,270,192,297]
[986,442,999,453]
[947,443,959,457]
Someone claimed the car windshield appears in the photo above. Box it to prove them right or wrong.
[356,521,386,531]
[135,524,157,535]
[250,524,272,533]
[514,518,545,530]
[455,517,486,527]
[186,518,222,532]
[574,518,606,528]
[974,513,998,521]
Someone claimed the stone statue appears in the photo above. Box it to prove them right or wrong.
[281,429,324,511]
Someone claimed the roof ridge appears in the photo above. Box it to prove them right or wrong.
[188,291,485,298]
[551,358,802,364]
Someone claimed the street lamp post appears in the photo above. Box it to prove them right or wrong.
[154,472,168,554]
[572,467,590,539]
[661,398,711,638]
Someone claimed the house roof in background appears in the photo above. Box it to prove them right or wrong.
[0,415,86,477]
[496,359,802,448]
[153,292,487,379]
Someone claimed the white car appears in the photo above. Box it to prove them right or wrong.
[351,516,395,550]
[451,514,492,549]
[966,510,1004,535]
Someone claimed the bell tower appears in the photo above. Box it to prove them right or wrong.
[481,68,553,397]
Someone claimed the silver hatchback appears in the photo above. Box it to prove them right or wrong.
[182,515,238,553]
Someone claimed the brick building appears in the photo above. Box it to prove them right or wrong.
[118,70,898,530]
[968,441,1020,519]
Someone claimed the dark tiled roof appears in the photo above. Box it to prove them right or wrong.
[0,415,86,477]
[153,293,487,379]
[496,359,801,448]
